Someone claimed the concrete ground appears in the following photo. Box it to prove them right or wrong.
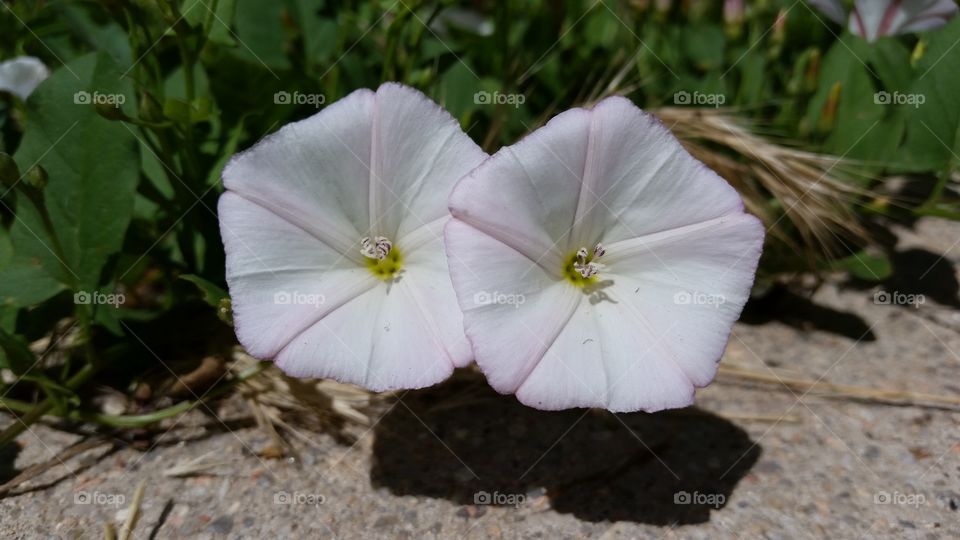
[0,217,958,539]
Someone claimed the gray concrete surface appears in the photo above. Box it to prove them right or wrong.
[0,217,958,539]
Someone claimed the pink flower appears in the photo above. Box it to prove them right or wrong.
[219,83,487,391]
[808,0,959,42]
[445,97,764,412]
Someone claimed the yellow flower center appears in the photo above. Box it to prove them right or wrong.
[366,246,403,280]
[564,250,598,287]
[563,242,606,287]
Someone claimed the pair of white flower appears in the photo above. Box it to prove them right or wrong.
[809,0,958,42]
[219,84,764,413]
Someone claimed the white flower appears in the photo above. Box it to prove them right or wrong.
[445,96,764,412]
[0,56,49,100]
[219,83,487,391]
[808,0,959,42]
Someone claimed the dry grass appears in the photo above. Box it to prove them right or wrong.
[654,106,872,266]
[229,348,380,450]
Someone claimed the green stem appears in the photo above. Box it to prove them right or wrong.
[78,361,266,428]
[197,0,220,55]
[0,361,101,448]
[0,361,268,441]
[0,397,34,414]
[914,204,960,220]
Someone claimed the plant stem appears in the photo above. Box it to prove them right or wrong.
[0,361,267,442]
[76,361,266,429]
[0,361,101,448]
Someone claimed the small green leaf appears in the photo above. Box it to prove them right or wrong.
[0,151,19,187]
[898,17,960,171]
[0,226,66,307]
[830,251,893,281]
[180,274,228,307]
[0,328,35,375]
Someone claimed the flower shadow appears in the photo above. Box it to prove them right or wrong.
[370,370,761,525]
[583,279,617,305]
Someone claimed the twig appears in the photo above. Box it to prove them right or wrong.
[162,450,232,478]
[718,364,960,408]
[118,479,147,540]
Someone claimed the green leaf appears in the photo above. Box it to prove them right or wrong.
[437,63,484,121]
[681,24,725,72]
[805,36,903,166]
[0,226,66,306]
[181,274,232,325]
[11,52,139,293]
[180,274,228,307]
[205,117,248,187]
[868,38,912,92]
[898,18,960,172]
[291,0,338,66]
[183,0,238,46]
[0,151,19,186]
[232,0,291,69]
[0,328,35,375]
[830,251,892,281]
[163,96,212,124]
[735,49,767,105]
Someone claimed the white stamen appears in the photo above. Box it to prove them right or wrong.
[361,236,393,260]
[573,242,606,278]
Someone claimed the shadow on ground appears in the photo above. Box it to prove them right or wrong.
[741,286,876,341]
[370,371,761,525]
[0,442,20,485]
[876,248,960,308]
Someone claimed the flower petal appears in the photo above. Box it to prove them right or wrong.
[401,226,473,367]
[485,213,764,412]
[514,298,696,412]
[850,0,958,41]
[807,0,847,25]
[881,0,958,36]
[274,278,457,391]
[448,108,596,275]
[603,212,765,388]
[0,56,49,101]
[445,219,582,391]
[372,83,488,240]
[569,97,746,248]
[219,193,376,359]
[222,88,376,257]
